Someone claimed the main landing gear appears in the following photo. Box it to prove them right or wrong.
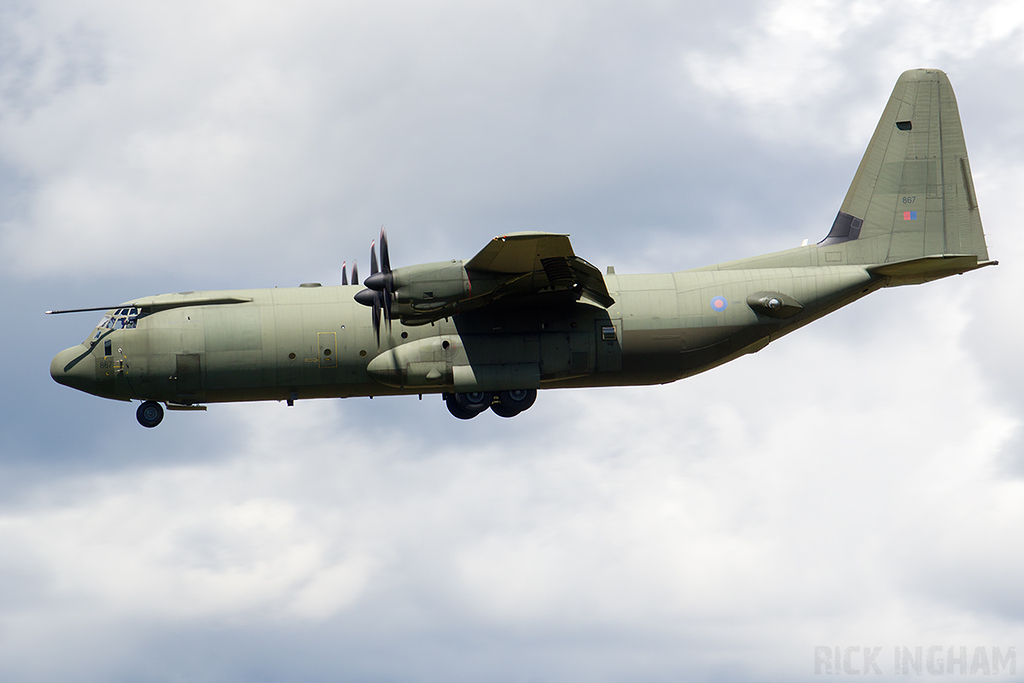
[136,400,164,428]
[444,389,537,420]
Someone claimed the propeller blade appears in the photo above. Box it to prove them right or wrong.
[380,226,390,273]
[371,297,381,346]
[379,226,393,333]
[352,261,358,285]
[341,261,348,286]
[359,229,396,345]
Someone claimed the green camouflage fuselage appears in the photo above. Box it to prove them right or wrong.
[52,260,884,404]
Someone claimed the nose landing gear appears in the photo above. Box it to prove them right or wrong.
[136,400,164,428]
[444,389,537,419]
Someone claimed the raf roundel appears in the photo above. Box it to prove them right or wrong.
[710,296,728,312]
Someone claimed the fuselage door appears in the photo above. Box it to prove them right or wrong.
[175,353,202,398]
[595,318,623,372]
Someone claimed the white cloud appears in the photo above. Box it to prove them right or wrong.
[1,0,709,280]
[683,0,1024,149]
[2,1,1023,681]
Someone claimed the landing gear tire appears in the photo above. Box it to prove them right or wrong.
[490,403,521,418]
[137,400,164,428]
[498,389,537,412]
[454,391,494,413]
[445,394,481,420]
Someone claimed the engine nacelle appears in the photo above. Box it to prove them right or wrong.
[359,260,512,324]
[391,261,471,308]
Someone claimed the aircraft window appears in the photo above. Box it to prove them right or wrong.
[92,309,140,335]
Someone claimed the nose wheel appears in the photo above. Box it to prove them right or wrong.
[136,400,164,428]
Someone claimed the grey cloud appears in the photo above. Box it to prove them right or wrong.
[2,1,1023,682]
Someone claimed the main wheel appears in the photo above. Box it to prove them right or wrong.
[454,391,493,413]
[497,389,537,412]
[445,394,481,420]
[137,400,164,428]
[490,403,521,418]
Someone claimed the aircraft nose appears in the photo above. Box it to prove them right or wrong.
[50,344,96,393]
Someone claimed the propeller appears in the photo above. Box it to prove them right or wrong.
[341,261,359,287]
[354,227,395,346]
[379,228,393,323]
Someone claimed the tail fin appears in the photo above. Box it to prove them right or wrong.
[821,69,993,273]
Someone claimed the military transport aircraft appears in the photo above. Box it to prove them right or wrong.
[49,69,996,427]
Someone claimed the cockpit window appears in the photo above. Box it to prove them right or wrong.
[89,307,140,342]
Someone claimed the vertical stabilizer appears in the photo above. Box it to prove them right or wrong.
[821,69,990,266]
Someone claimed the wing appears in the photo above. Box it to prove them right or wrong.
[465,232,615,308]
[363,231,615,326]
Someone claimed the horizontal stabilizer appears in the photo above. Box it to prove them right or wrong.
[868,254,997,285]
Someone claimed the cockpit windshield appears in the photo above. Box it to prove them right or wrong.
[89,307,140,342]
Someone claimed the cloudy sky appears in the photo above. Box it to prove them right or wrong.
[2,1,1024,681]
